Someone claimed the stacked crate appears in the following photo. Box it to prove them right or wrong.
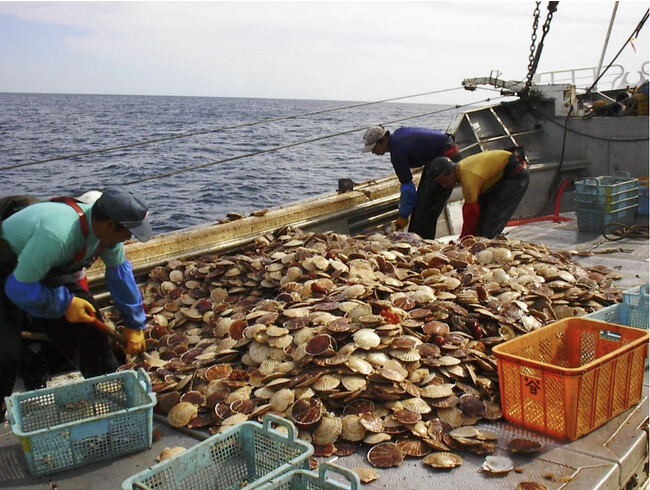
[574,174,639,232]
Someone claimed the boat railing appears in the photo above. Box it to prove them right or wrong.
[533,63,649,91]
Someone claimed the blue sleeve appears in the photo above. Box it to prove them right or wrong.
[5,274,72,318]
[399,182,418,218]
[105,260,146,330]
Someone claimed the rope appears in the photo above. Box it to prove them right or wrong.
[585,8,649,96]
[120,95,506,186]
[1,87,465,172]
[602,222,649,241]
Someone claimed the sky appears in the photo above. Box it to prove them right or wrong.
[0,1,648,105]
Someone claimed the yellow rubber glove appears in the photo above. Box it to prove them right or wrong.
[394,216,409,230]
[64,297,96,324]
[122,328,146,355]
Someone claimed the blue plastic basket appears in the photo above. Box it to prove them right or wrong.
[622,284,649,308]
[638,178,648,215]
[575,195,638,213]
[260,463,360,490]
[575,204,637,233]
[583,302,649,330]
[122,415,313,490]
[574,174,639,198]
[5,368,155,476]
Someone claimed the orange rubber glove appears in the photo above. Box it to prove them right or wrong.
[123,328,146,355]
[64,297,96,324]
[394,216,409,230]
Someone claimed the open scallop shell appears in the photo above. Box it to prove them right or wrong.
[481,455,514,474]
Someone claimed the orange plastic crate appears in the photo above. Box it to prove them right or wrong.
[493,318,648,441]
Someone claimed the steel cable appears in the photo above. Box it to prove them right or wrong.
[1,87,465,172]
[120,95,506,186]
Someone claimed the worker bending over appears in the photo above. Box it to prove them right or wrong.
[362,125,461,239]
[0,186,152,420]
[429,149,530,238]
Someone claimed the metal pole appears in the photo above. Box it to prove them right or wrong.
[595,2,619,90]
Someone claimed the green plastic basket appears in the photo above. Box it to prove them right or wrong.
[623,284,649,308]
[584,302,649,330]
[574,174,639,198]
[5,368,155,476]
[121,415,313,490]
[575,204,637,233]
[260,462,360,490]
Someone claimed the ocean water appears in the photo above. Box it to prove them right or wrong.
[1,93,461,235]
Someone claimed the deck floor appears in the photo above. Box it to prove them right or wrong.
[0,215,647,489]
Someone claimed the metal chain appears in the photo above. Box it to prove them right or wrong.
[524,2,558,96]
[526,2,541,81]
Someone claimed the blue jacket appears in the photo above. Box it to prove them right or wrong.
[389,128,450,218]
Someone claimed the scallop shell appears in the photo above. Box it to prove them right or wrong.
[155,446,186,462]
[422,452,463,469]
[420,384,454,399]
[312,415,342,445]
[291,398,323,428]
[312,374,341,392]
[341,375,368,392]
[167,402,198,428]
[359,413,384,433]
[507,438,544,454]
[516,483,548,490]
[341,414,366,441]
[352,467,379,484]
[397,438,431,458]
[367,442,404,468]
[269,388,295,412]
[481,455,514,474]
[364,432,392,445]
[353,329,381,349]
[401,397,431,414]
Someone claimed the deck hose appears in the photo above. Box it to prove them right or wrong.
[506,178,574,227]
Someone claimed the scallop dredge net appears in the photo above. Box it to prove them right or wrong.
[117,227,623,465]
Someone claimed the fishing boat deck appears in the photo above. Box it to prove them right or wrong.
[0,214,647,490]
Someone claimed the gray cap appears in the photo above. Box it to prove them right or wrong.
[362,126,388,152]
[96,186,152,242]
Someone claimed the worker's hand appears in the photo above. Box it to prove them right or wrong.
[64,297,96,324]
[394,216,409,230]
[122,328,146,355]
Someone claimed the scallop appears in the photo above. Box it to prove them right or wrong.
[353,329,381,349]
[420,384,454,399]
[269,388,294,412]
[401,398,431,414]
[476,249,494,265]
[352,467,379,484]
[422,452,463,469]
[167,402,198,428]
[347,356,374,375]
[343,284,366,299]
[312,415,342,445]
[291,398,323,428]
[169,270,185,284]
[341,414,366,441]
[312,374,341,392]
[367,442,404,468]
[359,413,384,433]
[341,375,367,392]
[155,446,186,462]
[492,247,512,265]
